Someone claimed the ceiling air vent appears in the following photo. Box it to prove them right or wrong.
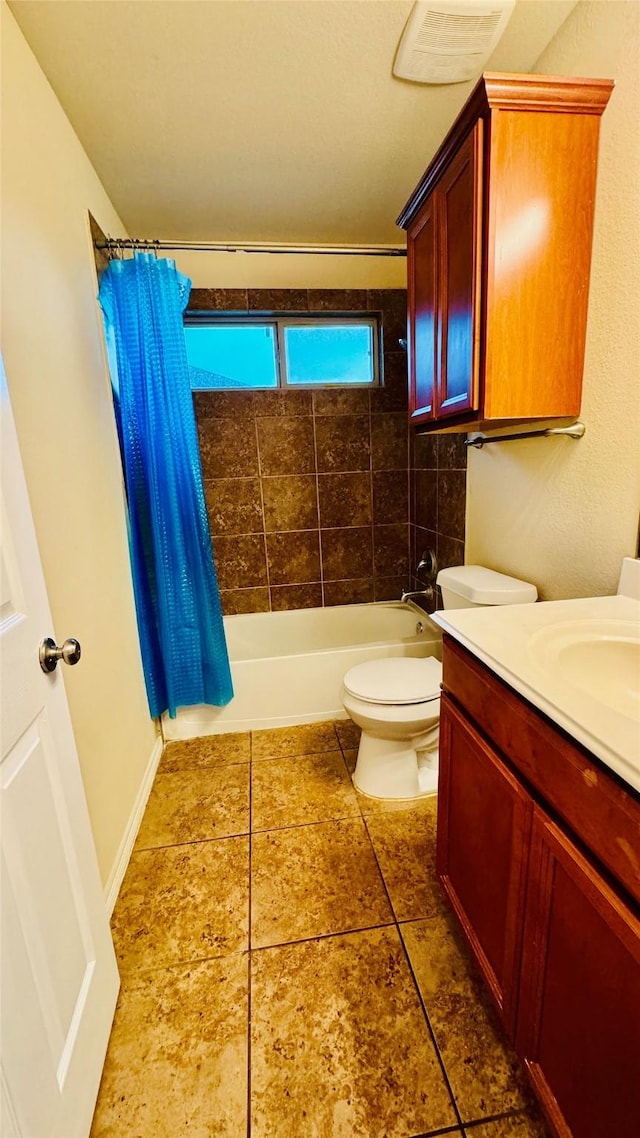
[393,0,516,85]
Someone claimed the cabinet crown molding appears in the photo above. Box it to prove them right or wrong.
[397,71,614,229]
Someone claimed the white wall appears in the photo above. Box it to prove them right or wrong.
[0,2,158,891]
[174,249,406,289]
[466,0,640,599]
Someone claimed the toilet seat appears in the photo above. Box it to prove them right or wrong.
[343,656,442,706]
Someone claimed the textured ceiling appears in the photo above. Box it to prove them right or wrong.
[9,0,578,244]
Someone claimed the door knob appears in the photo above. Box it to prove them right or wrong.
[39,637,82,674]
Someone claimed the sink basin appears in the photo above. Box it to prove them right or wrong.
[528,619,640,720]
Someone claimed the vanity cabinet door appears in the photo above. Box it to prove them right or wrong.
[436,693,531,1036]
[407,192,438,424]
[517,808,640,1138]
[436,123,483,419]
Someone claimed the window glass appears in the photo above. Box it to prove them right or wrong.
[184,323,278,389]
[185,317,379,390]
[283,323,375,386]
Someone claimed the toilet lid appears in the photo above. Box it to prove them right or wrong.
[343,657,442,706]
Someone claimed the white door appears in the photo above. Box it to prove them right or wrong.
[0,357,119,1138]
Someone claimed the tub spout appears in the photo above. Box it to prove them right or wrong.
[401,586,434,605]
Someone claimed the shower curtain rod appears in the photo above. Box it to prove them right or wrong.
[95,236,407,258]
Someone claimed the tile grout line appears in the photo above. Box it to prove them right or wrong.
[461,1106,540,1133]
[252,809,368,837]
[359,808,465,1134]
[115,946,250,981]
[368,386,375,597]
[311,392,325,605]
[408,1125,464,1138]
[247,729,253,1138]
[134,829,251,855]
[396,914,466,1133]
[155,756,250,773]
[253,403,272,612]
[369,384,376,591]
[251,918,398,955]
[252,744,340,762]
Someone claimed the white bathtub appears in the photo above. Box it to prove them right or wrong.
[161,601,442,740]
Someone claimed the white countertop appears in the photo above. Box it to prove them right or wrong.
[432,593,640,794]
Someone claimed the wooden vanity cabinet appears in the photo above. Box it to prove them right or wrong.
[437,635,640,1138]
[437,694,530,1037]
[398,74,613,432]
[518,809,640,1138]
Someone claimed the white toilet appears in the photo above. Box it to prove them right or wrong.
[342,565,537,800]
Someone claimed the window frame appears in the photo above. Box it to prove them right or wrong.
[184,312,381,391]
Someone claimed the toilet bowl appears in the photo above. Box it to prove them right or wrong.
[343,656,442,799]
[342,565,538,800]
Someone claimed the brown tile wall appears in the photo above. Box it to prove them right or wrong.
[409,432,467,614]
[191,289,411,614]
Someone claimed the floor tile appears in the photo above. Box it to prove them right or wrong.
[365,798,446,920]
[112,837,249,972]
[402,913,532,1121]
[252,720,339,760]
[251,817,393,947]
[98,719,547,1137]
[161,731,250,772]
[465,1111,551,1137]
[250,926,457,1138]
[135,763,249,849]
[251,750,360,831]
[90,955,248,1138]
[334,719,361,751]
[342,746,357,774]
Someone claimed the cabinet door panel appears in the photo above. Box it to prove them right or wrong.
[437,123,483,418]
[407,195,437,423]
[518,809,640,1138]
[437,694,531,1035]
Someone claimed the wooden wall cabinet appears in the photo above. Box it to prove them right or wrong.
[438,636,640,1138]
[398,74,613,431]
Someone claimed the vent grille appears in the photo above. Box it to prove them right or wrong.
[414,11,504,53]
[393,0,515,84]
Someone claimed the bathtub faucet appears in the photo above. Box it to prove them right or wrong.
[401,586,434,605]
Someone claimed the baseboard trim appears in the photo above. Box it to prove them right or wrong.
[103,734,163,917]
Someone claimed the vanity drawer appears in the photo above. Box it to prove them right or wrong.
[442,634,640,906]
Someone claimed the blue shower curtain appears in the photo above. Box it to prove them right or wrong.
[99,253,233,718]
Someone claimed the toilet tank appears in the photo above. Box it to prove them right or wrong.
[436,565,538,609]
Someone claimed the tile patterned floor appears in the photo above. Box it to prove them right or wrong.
[91,721,551,1138]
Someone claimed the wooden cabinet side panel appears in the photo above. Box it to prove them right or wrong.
[484,110,603,420]
[408,198,437,423]
[518,809,640,1138]
[437,694,531,1036]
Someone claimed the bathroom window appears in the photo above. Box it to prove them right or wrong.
[184,316,380,390]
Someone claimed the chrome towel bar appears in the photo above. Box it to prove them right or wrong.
[465,422,585,449]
